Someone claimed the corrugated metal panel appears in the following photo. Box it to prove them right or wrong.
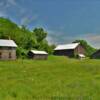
[0,39,17,47]
[30,50,48,55]
[54,43,79,50]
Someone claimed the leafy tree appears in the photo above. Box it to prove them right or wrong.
[33,28,54,54]
[33,28,47,42]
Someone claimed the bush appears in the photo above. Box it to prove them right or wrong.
[16,47,28,59]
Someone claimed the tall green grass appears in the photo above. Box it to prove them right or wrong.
[0,56,100,99]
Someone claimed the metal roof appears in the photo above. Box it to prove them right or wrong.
[30,50,48,55]
[0,39,17,47]
[54,43,80,50]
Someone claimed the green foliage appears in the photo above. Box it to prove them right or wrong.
[0,17,54,57]
[37,40,54,54]
[16,47,28,59]
[73,40,96,57]
[33,28,47,42]
[32,27,54,54]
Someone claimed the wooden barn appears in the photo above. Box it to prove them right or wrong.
[28,50,48,60]
[91,49,100,59]
[0,39,17,60]
[54,43,85,58]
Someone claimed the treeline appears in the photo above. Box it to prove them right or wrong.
[0,17,96,58]
[0,17,55,58]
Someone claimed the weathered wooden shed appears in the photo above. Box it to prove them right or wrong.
[91,49,100,59]
[28,50,48,60]
[0,39,17,60]
[54,43,85,58]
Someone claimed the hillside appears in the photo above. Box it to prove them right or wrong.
[0,17,53,56]
[0,56,100,99]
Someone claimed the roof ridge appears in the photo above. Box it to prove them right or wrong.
[57,42,80,46]
[55,43,80,50]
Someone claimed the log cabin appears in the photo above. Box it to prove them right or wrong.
[0,39,17,60]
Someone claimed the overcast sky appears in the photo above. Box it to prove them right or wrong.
[0,0,100,48]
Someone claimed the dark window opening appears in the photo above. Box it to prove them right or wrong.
[9,52,12,58]
[0,52,2,58]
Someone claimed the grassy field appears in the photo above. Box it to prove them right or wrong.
[0,56,100,100]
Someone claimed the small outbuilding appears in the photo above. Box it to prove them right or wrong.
[28,50,48,60]
[54,43,85,58]
[77,54,85,59]
[91,49,100,59]
[0,39,17,60]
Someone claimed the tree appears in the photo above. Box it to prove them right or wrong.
[33,28,47,42]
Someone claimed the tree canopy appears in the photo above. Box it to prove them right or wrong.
[0,17,53,57]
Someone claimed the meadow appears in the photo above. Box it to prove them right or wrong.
[0,56,100,100]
